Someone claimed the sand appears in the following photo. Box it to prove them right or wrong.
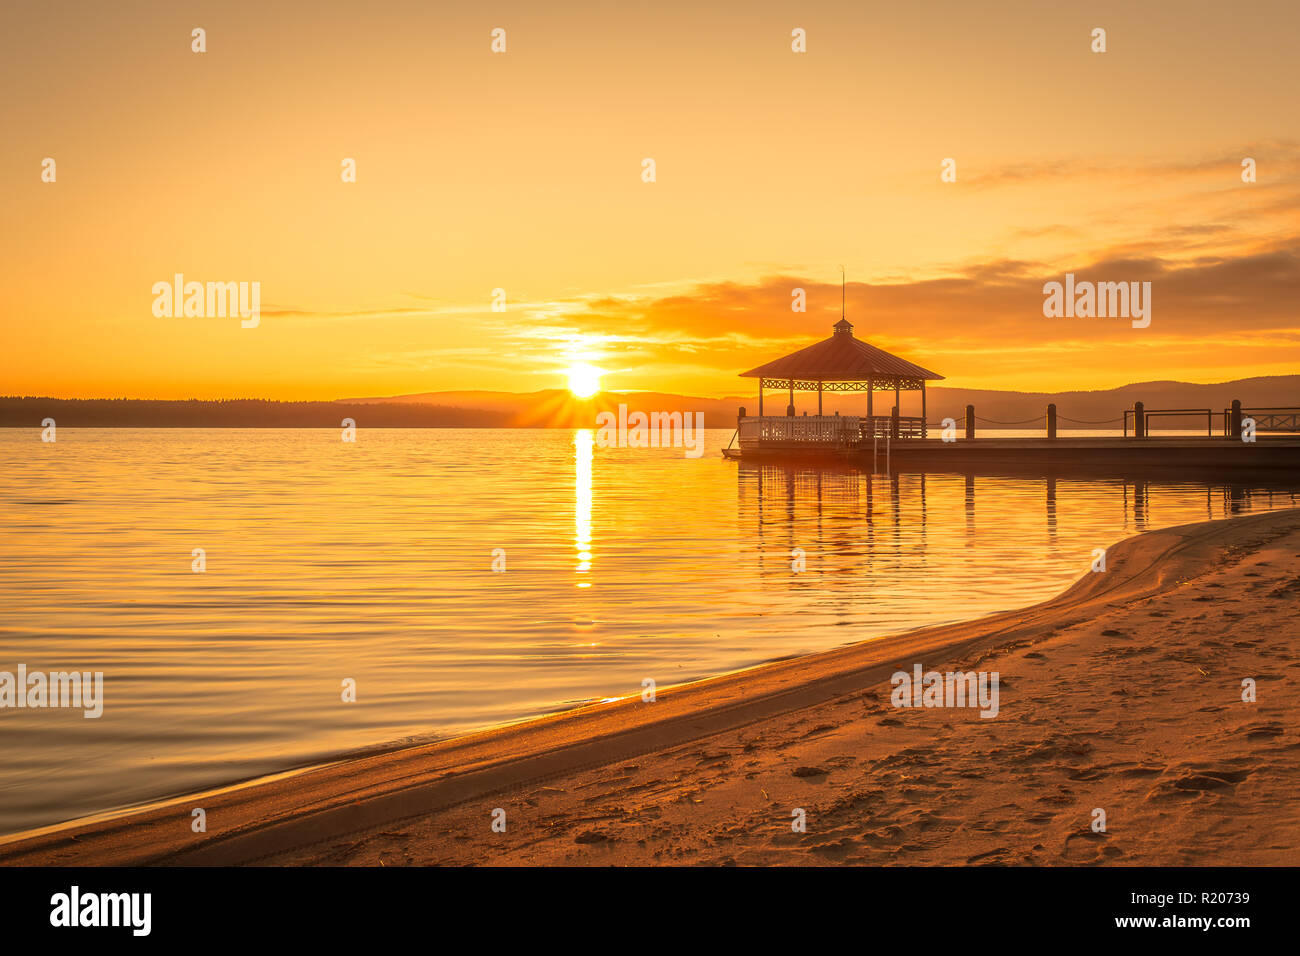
[4,507,1299,866]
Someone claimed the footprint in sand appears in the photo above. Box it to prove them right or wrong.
[810,836,854,856]
[1144,767,1250,800]
[1116,764,1164,778]
[966,846,1010,865]
[1062,830,1122,863]
[1239,722,1284,740]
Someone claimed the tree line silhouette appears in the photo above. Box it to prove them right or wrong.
[0,398,506,428]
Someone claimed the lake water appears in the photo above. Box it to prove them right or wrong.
[1,428,1297,836]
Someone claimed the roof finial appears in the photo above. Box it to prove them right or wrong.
[832,266,853,335]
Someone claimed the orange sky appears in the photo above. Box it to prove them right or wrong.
[2,0,1298,399]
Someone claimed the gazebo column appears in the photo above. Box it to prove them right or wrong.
[758,380,763,417]
[867,376,874,418]
[894,380,900,415]
[817,381,823,415]
[921,380,927,438]
[787,379,794,417]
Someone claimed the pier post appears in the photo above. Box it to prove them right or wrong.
[1231,399,1242,439]
[965,404,975,440]
[1134,401,1145,439]
[1047,403,1057,439]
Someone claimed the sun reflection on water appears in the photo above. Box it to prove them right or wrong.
[575,429,593,585]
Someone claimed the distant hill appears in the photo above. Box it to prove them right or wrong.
[925,376,1300,428]
[3,376,1295,427]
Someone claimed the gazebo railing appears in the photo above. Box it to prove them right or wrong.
[861,415,926,439]
[738,414,927,443]
[738,415,861,443]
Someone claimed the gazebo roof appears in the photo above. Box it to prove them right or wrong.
[740,319,944,382]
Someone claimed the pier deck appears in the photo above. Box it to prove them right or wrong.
[724,435,1300,477]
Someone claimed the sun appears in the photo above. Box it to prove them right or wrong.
[566,364,603,399]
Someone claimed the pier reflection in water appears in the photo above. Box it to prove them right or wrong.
[737,461,1299,587]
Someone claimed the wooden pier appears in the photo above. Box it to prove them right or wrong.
[725,319,1300,477]
[724,431,1300,478]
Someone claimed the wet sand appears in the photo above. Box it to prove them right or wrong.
[4,508,1299,866]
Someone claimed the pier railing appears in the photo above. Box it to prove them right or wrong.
[735,402,1300,445]
[1124,404,1300,437]
[1224,407,1300,435]
[1124,407,1214,438]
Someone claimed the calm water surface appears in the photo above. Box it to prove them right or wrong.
[1,428,1297,835]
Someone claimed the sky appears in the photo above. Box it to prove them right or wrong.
[2,0,1298,399]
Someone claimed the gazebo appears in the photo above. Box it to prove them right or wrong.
[737,318,944,446]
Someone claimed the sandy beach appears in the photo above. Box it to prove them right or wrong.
[4,506,1299,867]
